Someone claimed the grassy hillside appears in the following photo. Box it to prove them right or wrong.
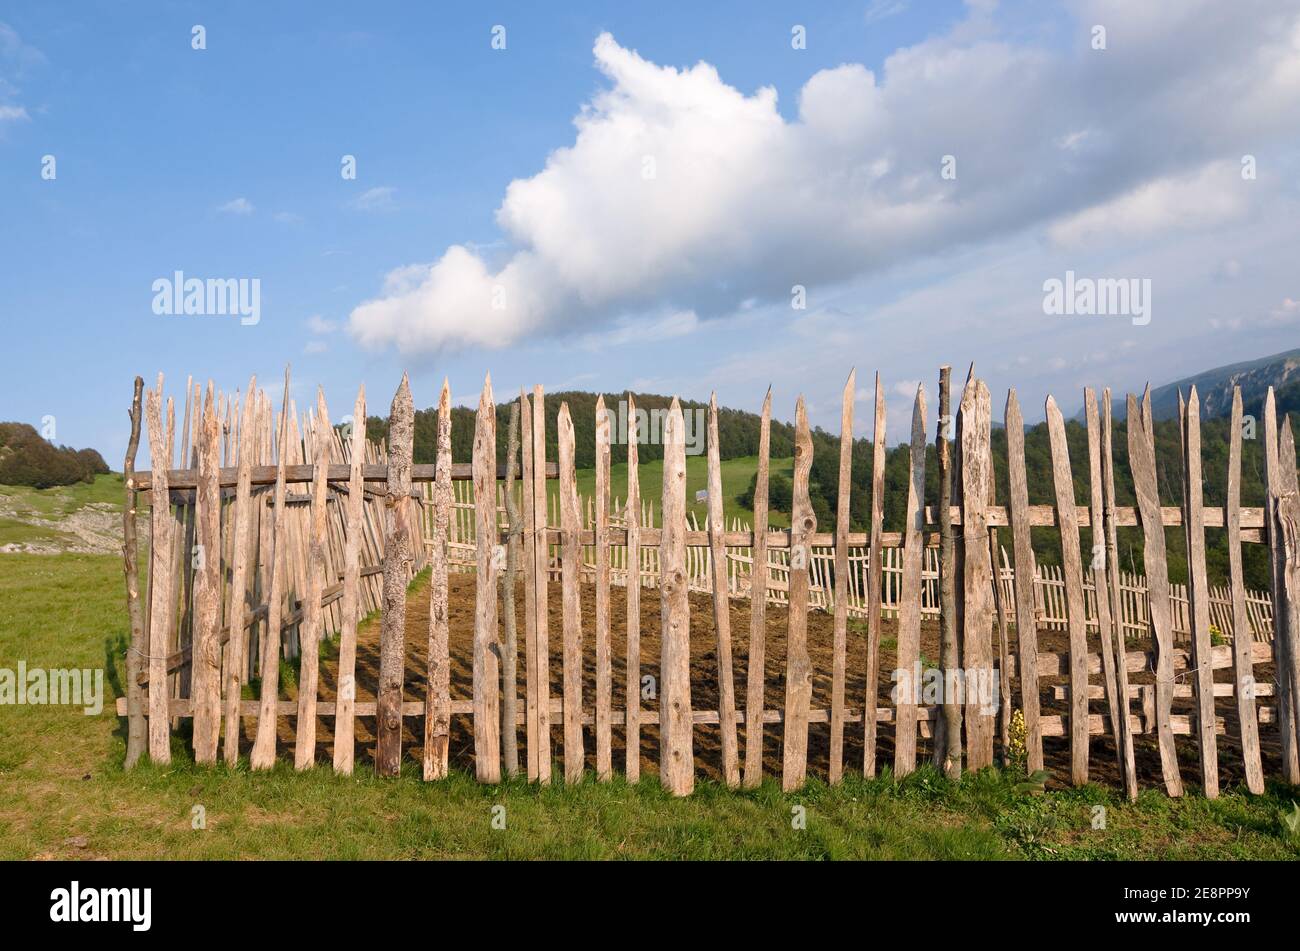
[0,472,125,553]
[547,454,795,529]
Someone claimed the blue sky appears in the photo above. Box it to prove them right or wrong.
[3,1,1298,465]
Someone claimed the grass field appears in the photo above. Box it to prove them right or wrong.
[1,478,1299,859]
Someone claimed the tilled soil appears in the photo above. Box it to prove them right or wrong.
[259,573,1282,791]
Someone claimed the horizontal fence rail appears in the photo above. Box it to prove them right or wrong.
[118,368,1300,801]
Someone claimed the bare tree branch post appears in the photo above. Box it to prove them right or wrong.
[122,376,147,768]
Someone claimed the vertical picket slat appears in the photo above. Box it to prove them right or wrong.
[1227,388,1264,793]
[191,386,222,762]
[707,393,741,787]
[251,369,292,770]
[376,374,414,778]
[742,389,771,788]
[1100,389,1139,800]
[781,396,817,791]
[473,377,502,782]
[144,380,174,763]
[334,385,366,775]
[891,386,928,777]
[1045,396,1089,785]
[594,397,613,780]
[1127,391,1184,795]
[531,386,552,783]
[501,400,523,778]
[1004,391,1042,772]
[863,376,886,777]
[1180,388,1219,796]
[1262,390,1300,781]
[222,378,256,765]
[1276,417,1300,771]
[293,389,331,769]
[625,393,643,782]
[960,380,994,769]
[558,403,584,782]
[828,371,854,784]
[1085,388,1129,791]
[520,390,541,782]
[660,399,693,795]
[936,368,961,777]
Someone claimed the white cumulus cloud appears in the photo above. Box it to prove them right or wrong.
[349,3,1300,356]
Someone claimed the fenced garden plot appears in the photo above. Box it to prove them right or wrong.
[116,366,1300,799]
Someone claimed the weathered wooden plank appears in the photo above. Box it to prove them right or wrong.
[894,385,928,778]
[221,380,256,765]
[250,369,292,770]
[1127,391,1183,796]
[828,371,854,784]
[1263,390,1300,781]
[1084,388,1129,793]
[531,385,552,783]
[1101,389,1139,800]
[781,396,817,791]
[743,389,771,788]
[376,373,414,778]
[864,375,886,777]
[935,368,961,777]
[1276,416,1300,774]
[625,393,643,782]
[1045,396,1089,785]
[1180,387,1219,797]
[144,380,174,764]
[960,380,994,769]
[190,386,222,762]
[501,399,522,778]
[334,386,367,775]
[520,390,540,782]
[293,389,331,769]
[473,377,502,782]
[594,396,613,780]
[557,402,584,782]
[706,393,741,787]
[660,399,693,795]
[1227,388,1264,793]
[1004,389,1042,773]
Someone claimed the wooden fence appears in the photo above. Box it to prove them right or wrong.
[117,368,1300,800]
[453,482,1276,643]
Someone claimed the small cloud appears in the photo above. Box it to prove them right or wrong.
[350,186,396,212]
[865,0,908,24]
[1267,298,1300,324]
[304,340,328,355]
[1056,129,1091,152]
[1213,259,1242,282]
[577,309,698,351]
[893,379,920,398]
[306,314,338,335]
[0,104,28,122]
[218,197,255,216]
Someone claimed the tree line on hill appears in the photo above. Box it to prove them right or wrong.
[366,379,1300,592]
[0,422,111,488]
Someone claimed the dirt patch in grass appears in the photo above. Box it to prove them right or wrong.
[240,572,1281,793]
